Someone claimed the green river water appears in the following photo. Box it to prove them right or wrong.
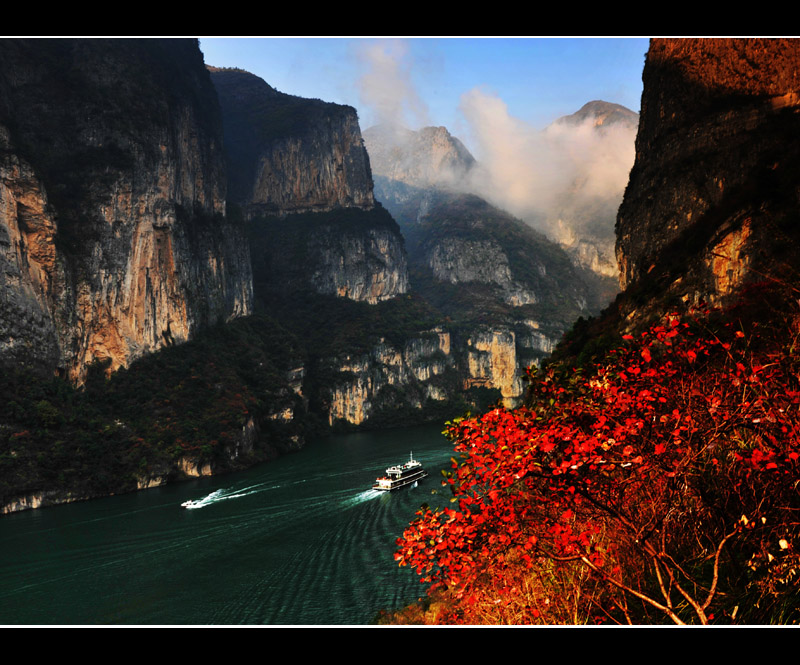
[0,423,456,625]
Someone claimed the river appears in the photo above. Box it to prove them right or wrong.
[0,423,457,625]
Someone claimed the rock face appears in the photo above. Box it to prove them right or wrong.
[326,329,455,426]
[616,39,800,305]
[210,67,375,217]
[307,223,409,304]
[211,67,408,304]
[0,39,252,382]
[249,206,409,305]
[363,124,475,190]
[325,319,555,424]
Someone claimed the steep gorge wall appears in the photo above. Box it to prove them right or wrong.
[0,39,252,382]
[210,67,375,217]
[326,319,560,426]
[616,39,800,309]
[211,67,408,304]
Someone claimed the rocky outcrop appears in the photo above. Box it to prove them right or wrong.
[401,191,598,319]
[0,39,252,382]
[307,224,409,304]
[427,236,539,307]
[1,490,88,515]
[327,329,455,426]
[363,124,475,191]
[211,67,408,305]
[0,126,63,371]
[210,67,375,217]
[249,206,409,304]
[616,39,800,306]
[463,328,525,407]
[326,319,562,426]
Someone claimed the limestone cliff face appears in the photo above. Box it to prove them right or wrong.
[326,319,561,426]
[463,329,525,407]
[210,67,375,217]
[427,236,539,307]
[307,224,409,304]
[327,329,455,426]
[0,39,252,381]
[405,191,595,317]
[250,206,409,304]
[211,67,407,304]
[0,126,62,370]
[616,39,800,305]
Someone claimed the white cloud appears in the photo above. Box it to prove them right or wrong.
[355,40,429,130]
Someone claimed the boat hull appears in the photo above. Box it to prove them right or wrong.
[372,469,428,491]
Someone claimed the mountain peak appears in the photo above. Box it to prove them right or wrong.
[556,100,639,129]
[363,123,475,190]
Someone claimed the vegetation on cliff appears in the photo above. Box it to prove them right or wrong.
[386,190,616,330]
[383,284,800,625]
[0,315,307,506]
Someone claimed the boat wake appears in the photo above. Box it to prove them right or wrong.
[181,483,266,510]
[341,490,382,508]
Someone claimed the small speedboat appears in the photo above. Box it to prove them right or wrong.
[181,500,201,509]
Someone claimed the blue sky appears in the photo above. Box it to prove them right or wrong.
[198,37,649,148]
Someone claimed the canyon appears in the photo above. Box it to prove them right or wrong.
[0,38,643,513]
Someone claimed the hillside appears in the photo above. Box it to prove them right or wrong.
[384,38,800,626]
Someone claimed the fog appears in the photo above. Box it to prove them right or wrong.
[355,40,638,246]
[355,40,430,131]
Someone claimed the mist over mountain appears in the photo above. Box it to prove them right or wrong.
[364,100,637,282]
[364,123,475,191]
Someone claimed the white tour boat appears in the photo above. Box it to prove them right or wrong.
[372,453,428,491]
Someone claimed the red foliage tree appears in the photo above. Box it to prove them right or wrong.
[395,306,800,624]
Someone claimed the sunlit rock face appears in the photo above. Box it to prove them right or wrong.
[0,39,252,382]
[463,328,526,409]
[326,329,455,426]
[211,67,408,304]
[210,67,376,217]
[324,322,561,426]
[616,39,800,304]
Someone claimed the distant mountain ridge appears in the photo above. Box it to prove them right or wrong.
[553,100,639,129]
[363,123,475,190]
[364,101,637,286]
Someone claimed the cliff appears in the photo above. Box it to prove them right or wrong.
[210,67,375,217]
[0,39,252,382]
[210,67,408,305]
[616,39,800,311]
[324,316,557,422]
[249,207,409,305]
